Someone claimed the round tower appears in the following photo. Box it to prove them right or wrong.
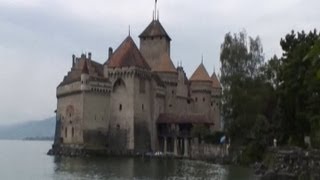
[210,72,222,131]
[189,62,212,114]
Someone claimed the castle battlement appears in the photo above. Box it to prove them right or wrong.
[52,11,222,156]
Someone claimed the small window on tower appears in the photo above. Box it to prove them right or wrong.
[195,97,198,102]
[72,127,74,137]
[203,97,205,102]
[119,104,122,111]
[142,104,144,111]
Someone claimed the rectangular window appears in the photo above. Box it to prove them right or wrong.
[139,79,146,94]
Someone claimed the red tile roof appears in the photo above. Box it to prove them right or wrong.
[211,73,222,88]
[154,52,177,73]
[190,63,212,82]
[105,36,151,70]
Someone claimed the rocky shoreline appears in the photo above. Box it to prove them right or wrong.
[47,144,230,164]
[255,147,320,180]
[49,145,320,179]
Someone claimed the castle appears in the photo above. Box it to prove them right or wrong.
[52,10,222,157]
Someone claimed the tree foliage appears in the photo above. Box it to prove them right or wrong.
[277,30,320,147]
[219,29,320,163]
[220,31,272,146]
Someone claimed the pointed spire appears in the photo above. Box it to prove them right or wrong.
[157,10,159,20]
[128,25,131,36]
[211,72,221,88]
[201,54,204,64]
[190,62,211,82]
[154,0,158,20]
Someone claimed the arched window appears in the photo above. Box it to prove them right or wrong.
[113,79,126,92]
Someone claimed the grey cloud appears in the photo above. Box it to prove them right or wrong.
[1,0,320,125]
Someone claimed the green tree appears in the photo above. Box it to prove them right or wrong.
[220,31,277,163]
[277,30,320,146]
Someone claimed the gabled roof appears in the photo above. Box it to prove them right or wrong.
[154,52,177,73]
[139,20,171,41]
[190,63,212,82]
[211,73,222,88]
[105,36,151,70]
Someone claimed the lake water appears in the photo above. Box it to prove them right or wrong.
[0,140,256,180]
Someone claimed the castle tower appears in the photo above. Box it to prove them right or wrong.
[189,62,212,115]
[211,72,222,131]
[139,18,171,70]
[105,36,153,152]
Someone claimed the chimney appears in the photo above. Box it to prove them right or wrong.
[108,47,113,59]
[72,54,76,67]
[81,53,86,59]
[88,52,92,60]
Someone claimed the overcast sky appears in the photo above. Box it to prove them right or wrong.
[0,0,319,125]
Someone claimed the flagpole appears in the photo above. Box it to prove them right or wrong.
[154,0,157,20]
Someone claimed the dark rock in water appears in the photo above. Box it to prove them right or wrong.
[256,147,320,180]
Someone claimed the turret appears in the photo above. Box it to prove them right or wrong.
[211,72,222,96]
[189,62,212,114]
[139,19,171,70]
[80,59,90,91]
[72,54,76,68]
[176,63,188,97]
[210,72,222,131]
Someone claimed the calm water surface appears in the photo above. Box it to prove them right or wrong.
[0,140,256,180]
